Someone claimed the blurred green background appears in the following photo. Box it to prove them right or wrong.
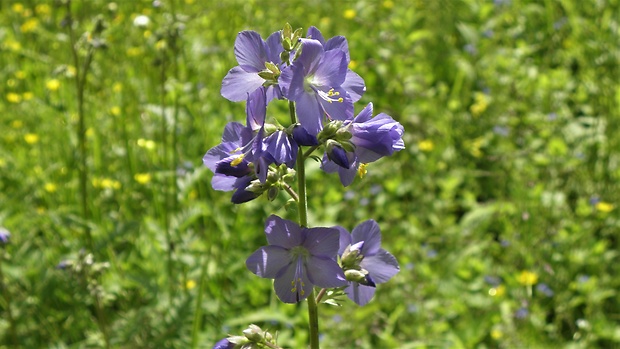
[1,0,619,348]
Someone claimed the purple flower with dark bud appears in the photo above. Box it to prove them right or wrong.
[306,26,366,102]
[279,38,353,136]
[203,122,272,203]
[322,103,405,186]
[337,220,399,306]
[246,215,347,303]
[0,227,9,244]
[221,30,284,103]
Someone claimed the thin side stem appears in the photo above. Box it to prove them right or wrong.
[282,183,299,202]
[315,288,327,304]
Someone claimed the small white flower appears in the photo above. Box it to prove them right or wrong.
[133,15,150,28]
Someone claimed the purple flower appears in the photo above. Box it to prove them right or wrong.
[0,227,9,244]
[306,26,366,102]
[279,38,353,136]
[212,338,235,349]
[246,215,347,303]
[515,307,529,319]
[221,30,284,103]
[536,283,554,297]
[337,220,399,306]
[322,103,405,186]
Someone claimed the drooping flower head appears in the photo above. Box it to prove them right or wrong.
[246,215,347,303]
[221,30,284,103]
[321,102,405,186]
[279,38,354,136]
[337,220,399,306]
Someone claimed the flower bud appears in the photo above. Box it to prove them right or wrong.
[326,140,350,169]
[267,186,279,201]
[344,269,367,283]
[243,324,264,342]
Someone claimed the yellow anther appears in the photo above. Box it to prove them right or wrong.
[358,163,368,178]
[300,289,305,296]
[337,97,344,103]
[291,288,297,293]
[230,147,242,153]
[230,155,244,167]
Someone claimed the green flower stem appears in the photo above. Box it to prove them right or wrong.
[289,101,320,349]
[66,0,94,252]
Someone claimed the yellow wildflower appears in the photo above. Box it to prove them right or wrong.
[185,0,195,4]
[465,137,484,158]
[112,82,123,93]
[470,92,489,117]
[490,328,503,340]
[4,40,22,52]
[488,285,505,297]
[35,4,51,16]
[20,18,39,33]
[418,139,434,152]
[22,92,34,101]
[595,202,614,213]
[12,3,24,13]
[7,93,22,103]
[110,106,121,116]
[15,71,26,79]
[24,133,39,144]
[44,183,57,193]
[134,173,151,184]
[343,9,356,19]
[185,280,196,289]
[12,120,23,128]
[383,1,394,9]
[348,60,358,70]
[137,138,156,150]
[127,47,143,57]
[46,79,61,91]
[100,178,121,190]
[517,271,538,286]
[66,66,76,78]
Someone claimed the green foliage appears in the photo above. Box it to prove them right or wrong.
[1,0,619,348]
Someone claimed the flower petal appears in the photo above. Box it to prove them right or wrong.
[297,39,325,75]
[265,131,297,167]
[234,30,267,69]
[362,249,400,284]
[337,163,358,187]
[295,92,324,136]
[325,35,350,62]
[351,219,382,256]
[211,174,236,191]
[273,257,312,303]
[335,226,352,255]
[306,26,325,45]
[221,66,266,102]
[265,30,283,64]
[302,227,341,258]
[342,70,366,102]
[312,50,348,87]
[246,89,266,131]
[264,215,303,248]
[306,256,347,288]
[345,282,376,306]
[246,245,291,278]
[278,63,304,101]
